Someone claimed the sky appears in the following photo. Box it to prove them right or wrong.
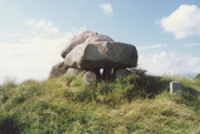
[1,0,200,84]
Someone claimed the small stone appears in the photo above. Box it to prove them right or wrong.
[170,81,182,95]
[66,68,82,76]
[82,70,97,86]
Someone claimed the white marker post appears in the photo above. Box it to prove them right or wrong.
[170,81,182,95]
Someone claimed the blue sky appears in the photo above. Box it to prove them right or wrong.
[1,0,200,84]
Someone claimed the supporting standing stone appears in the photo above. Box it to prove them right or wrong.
[170,81,182,95]
[93,68,101,79]
[102,68,113,79]
[48,61,68,79]
[66,68,82,76]
[82,70,97,86]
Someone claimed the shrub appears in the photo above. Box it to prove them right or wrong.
[194,73,200,80]
[0,80,17,103]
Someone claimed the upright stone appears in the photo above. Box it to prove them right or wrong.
[93,68,101,79]
[82,70,97,86]
[66,68,82,76]
[170,81,182,95]
[102,68,113,79]
[48,61,68,79]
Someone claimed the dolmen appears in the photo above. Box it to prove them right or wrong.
[48,31,138,86]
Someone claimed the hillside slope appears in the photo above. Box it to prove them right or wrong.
[0,73,200,133]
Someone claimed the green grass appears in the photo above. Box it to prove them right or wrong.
[0,73,200,134]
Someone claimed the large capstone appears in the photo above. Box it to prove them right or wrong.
[61,31,113,58]
[64,41,138,70]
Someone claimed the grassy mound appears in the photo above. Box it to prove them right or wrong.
[0,73,200,133]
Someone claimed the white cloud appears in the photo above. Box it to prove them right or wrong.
[26,18,60,35]
[138,51,200,75]
[137,44,167,50]
[99,3,113,15]
[158,4,200,39]
[181,43,200,47]
[10,34,24,37]
[0,19,86,84]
